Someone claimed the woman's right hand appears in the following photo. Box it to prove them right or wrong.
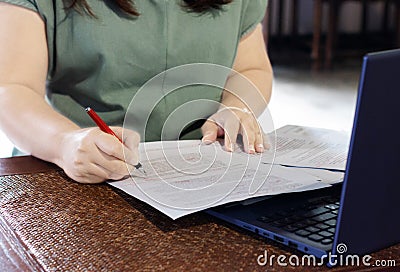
[57,127,140,184]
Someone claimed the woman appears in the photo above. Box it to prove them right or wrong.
[0,0,273,183]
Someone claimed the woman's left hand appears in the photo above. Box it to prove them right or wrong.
[201,106,269,154]
[201,25,272,154]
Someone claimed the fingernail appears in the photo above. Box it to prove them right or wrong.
[202,136,213,144]
[249,145,255,154]
[202,139,213,145]
[225,144,233,152]
[257,144,264,152]
[202,133,214,143]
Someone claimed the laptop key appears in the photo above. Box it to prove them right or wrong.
[312,212,336,221]
[319,231,334,238]
[283,225,298,232]
[270,221,286,227]
[276,218,290,224]
[308,234,324,242]
[295,229,311,237]
[314,223,330,230]
[305,226,319,233]
[325,204,339,210]
[321,238,333,245]
[292,222,308,229]
[257,216,275,223]
[303,207,330,217]
[325,219,337,227]
[327,227,336,234]
[303,219,318,225]
[271,217,296,227]
[306,205,319,211]
[326,197,339,203]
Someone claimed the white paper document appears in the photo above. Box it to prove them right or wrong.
[261,125,350,170]
[109,133,345,219]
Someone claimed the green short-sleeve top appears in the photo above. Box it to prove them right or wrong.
[1,0,268,141]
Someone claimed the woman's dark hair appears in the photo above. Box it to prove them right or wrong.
[67,0,233,17]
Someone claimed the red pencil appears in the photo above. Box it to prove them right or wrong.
[85,107,145,175]
[85,107,122,142]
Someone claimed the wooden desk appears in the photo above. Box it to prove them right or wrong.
[0,156,399,271]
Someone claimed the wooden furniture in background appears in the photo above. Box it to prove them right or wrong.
[263,0,400,69]
[263,0,299,48]
[312,0,400,69]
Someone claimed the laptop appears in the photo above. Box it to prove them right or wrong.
[206,49,400,261]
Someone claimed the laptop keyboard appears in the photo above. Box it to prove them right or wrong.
[257,196,340,246]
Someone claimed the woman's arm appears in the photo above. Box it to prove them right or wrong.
[202,24,273,153]
[0,3,139,183]
[224,24,273,115]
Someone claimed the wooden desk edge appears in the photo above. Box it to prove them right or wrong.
[0,156,54,271]
[0,156,59,176]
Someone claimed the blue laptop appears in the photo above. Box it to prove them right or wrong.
[207,49,400,261]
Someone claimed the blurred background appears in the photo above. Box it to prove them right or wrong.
[260,0,399,133]
[1,0,399,157]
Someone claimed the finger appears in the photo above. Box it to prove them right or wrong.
[109,127,141,166]
[96,162,134,180]
[263,131,271,150]
[95,150,132,179]
[94,132,125,161]
[111,127,140,150]
[94,129,140,176]
[123,145,140,167]
[223,119,240,152]
[240,119,256,154]
[254,124,265,153]
[84,136,131,179]
[201,119,218,144]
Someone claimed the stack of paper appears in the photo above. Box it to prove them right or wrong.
[109,125,350,219]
